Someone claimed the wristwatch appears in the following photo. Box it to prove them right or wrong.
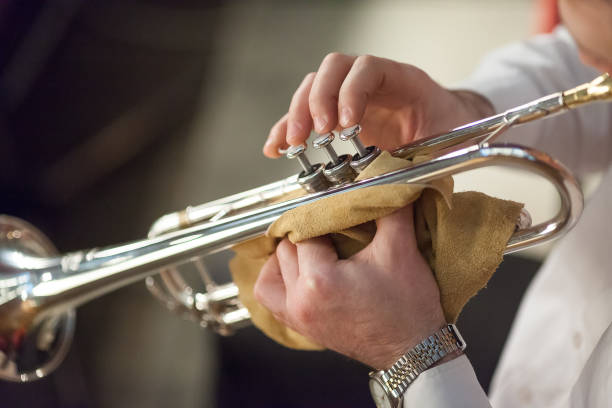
[368,324,466,408]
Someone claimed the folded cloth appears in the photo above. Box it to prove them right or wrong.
[229,151,523,350]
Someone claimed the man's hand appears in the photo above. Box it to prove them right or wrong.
[253,206,447,370]
[256,54,492,369]
[263,53,493,157]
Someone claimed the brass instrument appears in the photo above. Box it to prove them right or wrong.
[0,74,610,382]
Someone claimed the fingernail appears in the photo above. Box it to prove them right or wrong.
[314,116,328,132]
[340,107,352,127]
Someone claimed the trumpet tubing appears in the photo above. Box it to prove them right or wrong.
[0,74,610,382]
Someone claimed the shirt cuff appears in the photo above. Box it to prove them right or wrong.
[403,354,491,408]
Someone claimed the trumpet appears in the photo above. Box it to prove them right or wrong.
[0,74,610,383]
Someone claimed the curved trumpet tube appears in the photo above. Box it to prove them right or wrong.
[0,74,609,382]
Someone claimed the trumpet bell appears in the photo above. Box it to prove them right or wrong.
[0,216,75,382]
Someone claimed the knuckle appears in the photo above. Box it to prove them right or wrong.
[354,54,378,68]
[308,89,333,112]
[289,274,333,325]
[339,82,362,102]
[387,59,405,75]
[303,270,332,299]
[402,62,425,79]
[322,51,345,65]
[289,298,315,325]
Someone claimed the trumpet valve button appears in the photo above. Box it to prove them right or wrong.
[286,144,314,174]
[340,124,368,158]
[286,143,306,159]
[313,133,340,166]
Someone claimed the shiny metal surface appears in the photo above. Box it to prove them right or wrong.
[339,124,382,172]
[313,132,340,165]
[285,143,306,159]
[313,125,357,184]
[392,93,565,159]
[350,145,382,173]
[563,72,612,108]
[340,124,368,158]
[393,73,611,160]
[285,144,331,192]
[2,74,608,381]
[322,154,357,184]
[374,324,465,401]
[148,174,302,237]
[286,144,313,173]
[297,163,330,193]
[0,143,583,381]
[0,216,76,382]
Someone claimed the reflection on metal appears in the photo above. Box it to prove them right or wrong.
[393,73,612,159]
[1,74,610,382]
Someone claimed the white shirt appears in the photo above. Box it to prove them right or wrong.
[403,27,612,408]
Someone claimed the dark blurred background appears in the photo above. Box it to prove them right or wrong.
[0,1,547,407]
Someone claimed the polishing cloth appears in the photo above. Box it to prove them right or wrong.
[229,151,523,349]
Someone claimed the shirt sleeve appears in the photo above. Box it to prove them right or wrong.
[403,355,491,408]
[456,26,612,177]
[569,322,612,408]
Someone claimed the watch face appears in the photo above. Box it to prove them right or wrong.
[369,378,394,408]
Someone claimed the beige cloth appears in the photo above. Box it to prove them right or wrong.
[229,152,523,350]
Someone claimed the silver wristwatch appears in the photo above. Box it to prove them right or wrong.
[368,324,466,408]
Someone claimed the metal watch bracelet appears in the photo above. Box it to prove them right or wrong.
[374,324,467,399]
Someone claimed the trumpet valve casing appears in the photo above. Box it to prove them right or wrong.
[297,163,330,193]
[313,133,357,184]
[286,144,330,192]
[340,125,382,172]
[349,145,382,173]
[322,154,356,184]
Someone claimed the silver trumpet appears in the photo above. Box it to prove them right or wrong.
[1,74,610,382]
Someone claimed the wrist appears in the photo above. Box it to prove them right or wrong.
[368,324,467,408]
[371,316,448,370]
